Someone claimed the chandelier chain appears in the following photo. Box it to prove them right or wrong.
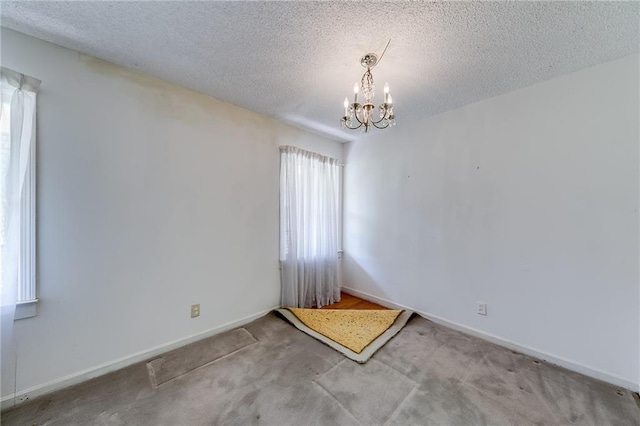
[361,69,374,102]
[371,39,391,70]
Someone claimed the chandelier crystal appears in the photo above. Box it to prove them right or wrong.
[341,49,395,132]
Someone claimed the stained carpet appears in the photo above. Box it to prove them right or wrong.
[2,314,639,425]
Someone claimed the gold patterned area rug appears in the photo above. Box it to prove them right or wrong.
[276,308,414,363]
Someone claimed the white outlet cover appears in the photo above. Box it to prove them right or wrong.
[477,302,487,316]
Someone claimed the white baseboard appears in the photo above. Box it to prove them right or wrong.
[1,306,279,411]
[342,286,639,393]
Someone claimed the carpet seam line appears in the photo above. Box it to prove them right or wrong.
[149,332,259,389]
[311,380,363,426]
[384,385,419,426]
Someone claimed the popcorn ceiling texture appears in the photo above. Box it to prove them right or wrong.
[1,1,638,142]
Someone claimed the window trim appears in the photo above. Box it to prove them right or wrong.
[15,299,38,320]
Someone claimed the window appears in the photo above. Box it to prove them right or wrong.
[0,68,39,319]
[279,146,342,308]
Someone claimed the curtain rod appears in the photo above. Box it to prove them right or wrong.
[280,145,344,166]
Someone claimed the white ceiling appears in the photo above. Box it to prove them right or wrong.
[1,1,638,142]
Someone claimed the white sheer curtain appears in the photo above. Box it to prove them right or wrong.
[280,146,341,308]
[1,67,39,400]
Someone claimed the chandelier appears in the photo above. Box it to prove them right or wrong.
[341,43,395,132]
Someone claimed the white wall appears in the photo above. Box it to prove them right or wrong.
[344,54,639,390]
[0,28,343,401]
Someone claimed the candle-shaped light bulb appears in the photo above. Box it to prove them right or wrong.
[343,97,349,116]
[384,82,390,104]
[353,82,359,103]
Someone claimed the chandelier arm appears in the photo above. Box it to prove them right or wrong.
[352,107,365,125]
[343,121,363,130]
[371,120,390,130]
[370,107,392,125]
[370,116,388,125]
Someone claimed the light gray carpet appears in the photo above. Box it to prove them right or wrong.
[2,313,639,425]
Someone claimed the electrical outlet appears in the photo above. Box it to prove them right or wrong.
[477,302,487,316]
[191,304,200,318]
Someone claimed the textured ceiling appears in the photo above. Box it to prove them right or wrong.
[1,1,638,142]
